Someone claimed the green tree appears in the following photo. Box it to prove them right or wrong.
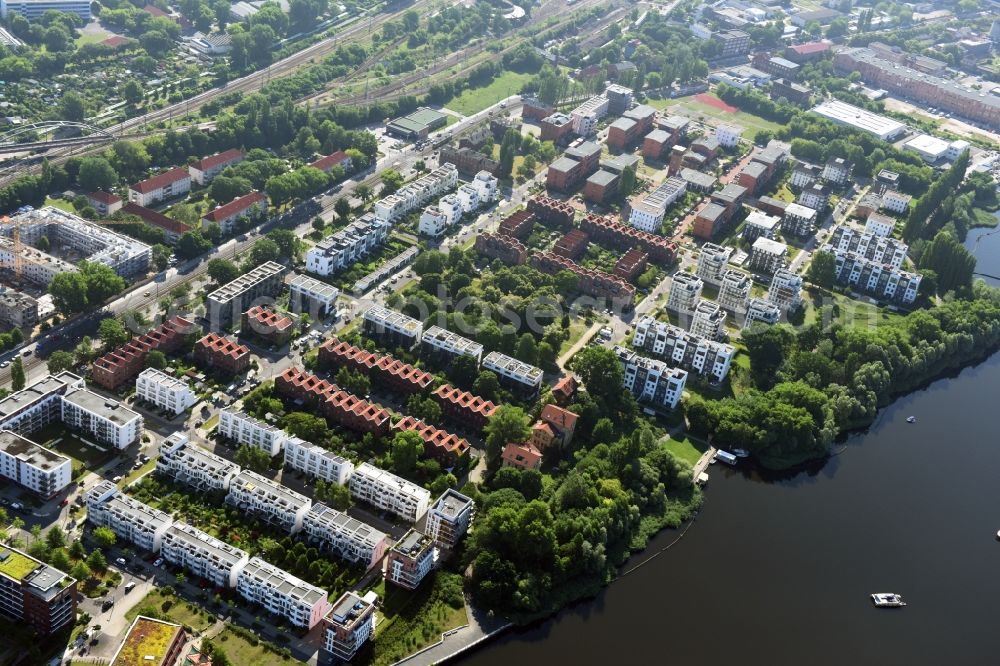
[572,346,624,404]
[69,539,85,560]
[334,197,351,223]
[59,91,86,122]
[235,444,271,472]
[380,169,404,195]
[45,525,66,550]
[281,412,329,442]
[473,370,500,401]
[10,358,24,391]
[498,129,520,179]
[151,244,172,271]
[207,258,240,285]
[175,231,213,260]
[619,166,637,196]
[77,156,118,193]
[515,333,538,366]
[98,318,130,351]
[266,229,300,260]
[122,79,144,105]
[46,350,75,374]
[71,561,92,581]
[74,337,96,365]
[743,323,795,388]
[390,430,424,476]
[806,250,836,289]
[144,350,167,370]
[86,549,107,573]
[49,273,89,315]
[92,526,117,549]
[483,405,531,462]
[244,237,281,268]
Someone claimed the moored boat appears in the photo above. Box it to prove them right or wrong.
[871,593,906,607]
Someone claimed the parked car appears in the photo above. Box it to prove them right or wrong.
[112,475,123,483]
[116,558,127,567]
[153,557,164,567]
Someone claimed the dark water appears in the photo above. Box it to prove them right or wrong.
[457,221,1000,666]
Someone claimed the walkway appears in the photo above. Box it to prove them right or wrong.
[692,444,718,484]
[392,599,511,666]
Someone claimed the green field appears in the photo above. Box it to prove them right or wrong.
[126,588,216,632]
[646,95,784,134]
[212,628,304,666]
[665,436,707,467]
[370,572,468,665]
[43,196,76,213]
[445,71,534,117]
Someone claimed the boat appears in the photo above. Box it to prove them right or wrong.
[715,450,738,466]
[871,593,907,608]
[906,416,916,423]
[732,448,750,458]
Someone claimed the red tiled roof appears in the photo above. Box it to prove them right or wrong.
[192,148,244,172]
[540,404,578,431]
[196,332,249,359]
[394,416,470,456]
[432,384,497,417]
[245,305,293,331]
[203,191,266,223]
[122,202,189,235]
[101,36,130,48]
[88,191,121,205]
[788,42,830,55]
[130,167,189,194]
[310,151,350,172]
[552,374,577,400]
[143,4,168,16]
[501,442,542,469]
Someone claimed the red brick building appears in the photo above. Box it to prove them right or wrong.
[394,416,470,467]
[580,214,677,265]
[583,170,619,204]
[614,247,649,282]
[475,232,528,265]
[692,202,728,240]
[521,96,555,121]
[643,129,672,160]
[527,196,575,228]
[275,367,391,435]
[539,113,573,142]
[738,161,768,195]
[607,104,656,150]
[318,338,433,396]
[93,316,195,389]
[242,306,295,347]
[194,332,250,374]
[553,229,590,260]
[498,210,535,240]
[431,384,497,432]
[529,252,636,308]
[785,41,831,63]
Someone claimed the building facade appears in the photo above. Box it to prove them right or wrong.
[135,368,195,416]
[349,463,431,523]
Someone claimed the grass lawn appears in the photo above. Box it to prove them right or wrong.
[74,32,108,47]
[43,196,76,213]
[126,588,215,632]
[558,322,590,356]
[125,458,156,485]
[213,628,304,666]
[665,436,707,467]
[645,96,784,134]
[370,572,468,666]
[203,413,220,431]
[445,71,533,117]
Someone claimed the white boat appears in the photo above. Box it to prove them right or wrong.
[906,416,916,423]
[732,448,750,458]
[871,593,906,608]
[715,450,738,466]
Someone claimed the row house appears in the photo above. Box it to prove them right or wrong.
[283,437,354,486]
[744,297,782,328]
[128,167,191,207]
[160,523,249,588]
[362,305,423,349]
[86,481,172,553]
[385,529,435,590]
[718,270,753,312]
[498,210,536,240]
[156,432,240,493]
[135,368,196,416]
[475,232,528,265]
[424,489,475,550]
[306,216,390,276]
[226,470,312,534]
[0,430,72,498]
[318,337,434,396]
[394,416,470,467]
[527,196,574,228]
[614,247,649,282]
[614,346,688,410]
[482,351,544,400]
[372,164,458,223]
[421,326,484,365]
[349,462,431,523]
[121,202,189,245]
[825,247,922,304]
[92,316,194,389]
[242,305,295,347]
[60,389,143,449]
[322,591,377,662]
[206,261,286,328]
[302,503,388,570]
[529,252,636,311]
[632,316,735,382]
[828,226,908,269]
[553,229,589,260]
[189,149,244,185]
[202,191,267,235]
[194,332,251,374]
[431,384,496,433]
[695,243,732,285]
[275,367,391,436]
[236,557,330,629]
[218,408,287,457]
[580,214,677,265]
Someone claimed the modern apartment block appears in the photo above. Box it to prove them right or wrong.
[628,177,687,232]
[748,237,788,275]
[135,368,196,416]
[219,409,288,457]
[206,261,286,328]
[301,503,388,570]
[0,430,71,498]
[0,289,38,331]
[782,202,818,238]
[482,351,543,399]
[615,346,688,409]
[424,489,475,549]
[306,216,390,277]
[690,300,727,340]
[767,269,803,311]
[60,389,143,449]
[632,316,735,382]
[86,481,172,553]
[372,164,458,224]
[667,272,704,313]
[288,273,339,318]
[322,591,377,661]
[283,437,354,486]
[569,95,610,135]
[0,545,76,635]
[362,306,423,349]
[718,270,752,312]
[431,384,496,432]
[349,462,431,523]
[420,326,484,365]
[157,432,240,493]
[226,470,312,534]
[744,297,781,328]
[695,243,732,285]
[385,529,435,590]
[236,557,330,629]
[0,372,83,438]
[160,523,249,588]
[828,226,907,269]
[93,316,195,390]
[742,209,781,244]
[823,247,922,304]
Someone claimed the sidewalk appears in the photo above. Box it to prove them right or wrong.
[392,599,511,666]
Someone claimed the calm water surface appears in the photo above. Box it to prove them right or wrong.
[458,222,1000,665]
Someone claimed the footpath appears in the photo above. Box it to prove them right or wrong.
[392,599,511,666]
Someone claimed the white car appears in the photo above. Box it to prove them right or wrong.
[115,557,127,567]
[153,558,164,567]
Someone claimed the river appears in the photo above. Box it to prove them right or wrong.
[456,217,1000,665]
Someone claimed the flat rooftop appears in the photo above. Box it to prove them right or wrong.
[431,489,474,519]
[811,100,905,138]
[111,617,184,666]
[0,547,42,582]
[0,430,70,471]
[62,389,140,426]
[0,371,79,420]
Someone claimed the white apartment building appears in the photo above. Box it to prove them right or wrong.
[744,297,781,328]
[882,189,911,215]
[283,437,354,486]
[372,164,458,223]
[695,243,732,285]
[306,217,390,277]
[628,177,687,232]
[828,226,907,269]
[768,269,803,311]
[189,149,244,186]
[420,326,484,364]
[715,123,743,148]
[438,194,464,227]
[481,351,543,398]
[667,272,704,313]
[302,503,389,570]
[323,591,377,661]
[864,213,895,238]
[718,270,752,312]
[227,470,311,534]
[128,167,191,207]
[615,346,688,410]
[790,164,821,190]
[218,409,286,457]
[61,388,142,449]
[570,95,609,135]
[362,305,423,349]
[781,203,818,238]
[824,246,922,304]
[748,237,788,275]
[157,432,240,493]
[631,316,735,382]
[742,209,781,242]
[0,430,71,498]
[822,157,851,185]
[425,489,475,549]
[288,273,339,318]
[456,184,480,214]
[418,206,448,237]
[86,481,172,553]
[135,368,196,416]
[236,557,330,629]
[161,523,249,588]
[690,300,726,340]
[472,170,498,204]
[0,371,84,436]
[349,463,431,523]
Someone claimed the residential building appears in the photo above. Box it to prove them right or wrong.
[628,177,687,232]
[135,368,195,416]
[854,193,882,220]
[86,481,172,553]
[275,368,391,436]
[583,170,619,204]
[742,209,781,243]
[715,123,742,148]
[0,430,71,498]
[156,432,240,493]
[696,243,732,285]
[0,289,37,330]
[501,442,543,470]
[718,270,752,311]
[60,389,142,449]
[691,202,727,240]
[553,229,589,260]
[521,95,555,121]
[128,167,191,207]
[242,306,295,347]
[799,182,831,211]
[472,170,498,204]
[110,617,185,666]
[757,195,788,217]
[615,346,688,409]
[202,191,267,235]
[539,112,574,143]
[349,462,431,523]
[614,247,648,282]
[822,157,852,185]
[770,78,812,105]
[438,147,498,177]
[711,183,748,218]
[482,351,544,399]
[237,557,330,629]
[0,372,83,436]
[785,41,830,63]
[475,232,528,265]
[715,29,750,57]
[425,489,475,549]
[385,530,435,590]
[121,202,190,244]
[569,95,609,135]
[306,216,390,276]
[744,297,782,328]
[431,384,496,433]
[92,316,194,390]
[690,300,726,340]
[605,84,634,115]
[0,545,76,635]
[161,523,249,588]
[828,226,907,268]
[811,99,906,141]
[865,213,896,238]
[642,129,672,160]
[667,272,703,313]
[287,274,338,319]
[206,261,286,328]
[498,210,536,239]
[529,252,636,309]
[310,150,352,173]
[1,0,90,20]
[362,306,422,349]
[681,168,717,193]
[418,206,448,237]
[825,247,922,304]
[632,316,735,382]
[456,184,480,214]
[421,326,484,365]
[218,408,286,457]
[283,437,354,486]
[372,164,458,223]
[782,203,818,238]
[749,237,788,274]
[790,164,822,190]
[882,190,912,215]
[87,191,122,216]
[302,503,387,570]
[227,470,311,534]
[189,149,244,185]
[352,246,419,295]
[580,214,677,265]
[322,591,377,661]
[394,416,470,467]
[768,269,803,311]
[194,332,250,375]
